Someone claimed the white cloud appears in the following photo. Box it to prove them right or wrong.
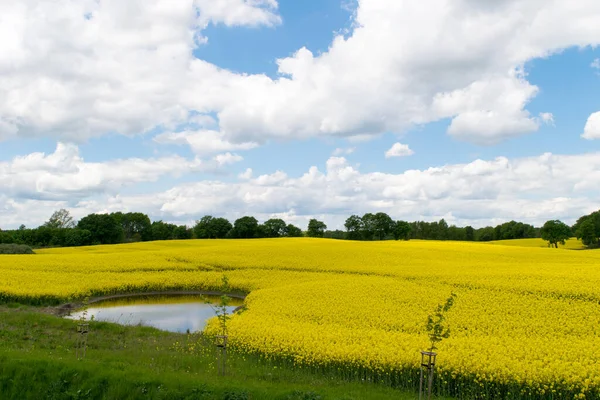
[539,112,555,126]
[592,58,600,70]
[154,130,259,155]
[214,152,243,166]
[238,168,253,180]
[1,0,600,146]
[332,147,356,156]
[385,143,414,158]
[582,112,600,140]
[0,142,239,200]
[5,150,600,229]
[195,0,281,29]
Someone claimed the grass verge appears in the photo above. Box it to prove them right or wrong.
[0,305,442,400]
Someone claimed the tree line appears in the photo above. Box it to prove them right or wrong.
[1,208,599,249]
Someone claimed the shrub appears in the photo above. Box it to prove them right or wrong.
[0,244,35,254]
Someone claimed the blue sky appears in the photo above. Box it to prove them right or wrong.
[1,0,600,229]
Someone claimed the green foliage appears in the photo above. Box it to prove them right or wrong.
[284,224,303,237]
[77,214,123,245]
[194,216,233,239]
[540,220,572,248]
[426,293,457,352]
[307,219,327,238]
[344,215,363,240]
[112,212,152,242]
[465,226,475,241]
[573,210,600,247]
[263,218,287,238]
[285,390,323,400]
[393,221,411,241]
[0,244,34,254]
[222,390,249,400]
[232,216,259,239]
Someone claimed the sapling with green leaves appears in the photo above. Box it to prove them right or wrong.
[426,292,457,353]
[211,275,232,338]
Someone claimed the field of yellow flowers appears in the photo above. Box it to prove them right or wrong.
[2,238,600,399]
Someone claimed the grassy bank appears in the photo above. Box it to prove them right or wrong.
[0,305,434,400]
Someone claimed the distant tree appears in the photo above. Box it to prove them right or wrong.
[360,213,377,240]
[477,226,495,242]
[173,225,193,240]
[576,219,598,247]
[465,226,475,241]
[263,218,287,238]
[232,216,259,238]
[307,219,327,238]
[151,221,177,241]
[193,216,213,239]
[78,214,123,244]
[447,225,467,241]
[194,216,233,239]
[211,218,233,239]
[44,209,76,229]
[112,212,152,242]
[373,212,394,240]
[18,224,26,231]
[437,219,449,240]
[392,220,412,240]
[540,220,572,248]
[284,224,303,237]
[64,229,92,247]
[344,215,363,240]
[574,211,600,247]
[323,230,346,239]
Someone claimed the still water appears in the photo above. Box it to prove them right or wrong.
[67,295,243,333]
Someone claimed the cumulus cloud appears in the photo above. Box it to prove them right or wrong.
[0,143,240,200]
[582,112,600,140]
[195,0,281,29]
[385,143,414,158]
[154,130,258,156]
[592,58,600,70]
[1,0,600,146]
[332,147,356,156]
[4,150,600,229]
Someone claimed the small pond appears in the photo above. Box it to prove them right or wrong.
[66,294,243,333]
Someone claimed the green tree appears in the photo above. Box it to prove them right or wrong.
[111,212,152,242]
[577,219,598,247]
[344,215,363,240]
[307,219,327,238]
[64,229,92,247]
[360,213,377,240]
[574,211,600,247]
[392,220,412,241]
[476,226,495,242]
[77,214,123,244]
[373,212,394,240]
[194,216,233,239]
[44,209,76,229]
[232,216,259,238]
[465,226,475,241]
[426,293,457,352]
[151,221,177,241]
[540,220,571,248]
[173,225,192,239]
[284,224,303,237]
[263,218,287,238]
[436,219,449,240]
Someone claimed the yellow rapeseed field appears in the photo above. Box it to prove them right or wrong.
[2,238,600,398]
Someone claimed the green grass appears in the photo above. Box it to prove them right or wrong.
[0,305,444,400]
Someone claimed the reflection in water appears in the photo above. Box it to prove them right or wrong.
[67,295,242,333]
